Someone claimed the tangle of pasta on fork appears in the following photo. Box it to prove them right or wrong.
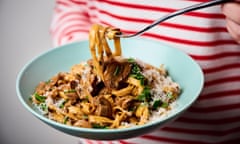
[31,24,181,129]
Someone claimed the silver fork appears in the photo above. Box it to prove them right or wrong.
[115,0,232,38]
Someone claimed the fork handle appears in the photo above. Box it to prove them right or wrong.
[121,0,232,38]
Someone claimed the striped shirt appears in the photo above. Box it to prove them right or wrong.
[50,0,240,143]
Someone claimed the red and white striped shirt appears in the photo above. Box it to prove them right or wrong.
[50,0,240,143]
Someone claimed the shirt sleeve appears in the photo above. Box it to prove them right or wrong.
[50,0,90,47]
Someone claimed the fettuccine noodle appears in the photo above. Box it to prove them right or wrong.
[31,24,181,129]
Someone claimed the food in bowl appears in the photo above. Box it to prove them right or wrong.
[30,24,181,129]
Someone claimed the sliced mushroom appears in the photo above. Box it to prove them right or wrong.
[90,77,105,96]
[115,96,135,109]
[70,80,78,89]
[94,96,112,118]
[103,58,132,89]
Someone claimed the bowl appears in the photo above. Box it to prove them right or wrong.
[16,38,204,140]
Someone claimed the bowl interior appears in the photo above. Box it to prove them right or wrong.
[16,38,204,140]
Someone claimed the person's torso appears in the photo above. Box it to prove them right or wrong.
[79,0,240,143]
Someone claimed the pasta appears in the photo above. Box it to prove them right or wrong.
[31,24,181,129]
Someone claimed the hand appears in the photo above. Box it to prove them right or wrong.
[221,0,240,44]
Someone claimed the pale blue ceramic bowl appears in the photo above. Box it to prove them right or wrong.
[16,38,204,140]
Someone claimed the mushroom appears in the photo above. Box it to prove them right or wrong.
[103,59,132,89]
[115,96,135,109]
[94,96,112,118]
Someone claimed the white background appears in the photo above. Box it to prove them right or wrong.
[0,0,79,143]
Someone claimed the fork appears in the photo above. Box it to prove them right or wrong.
[115,0,232,38]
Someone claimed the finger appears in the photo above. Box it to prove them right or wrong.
[225,18,240,44]
[221,1,240,24]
